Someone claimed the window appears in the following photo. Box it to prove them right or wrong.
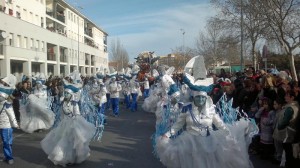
[24,37,27,48]
[9,33,13,46]
[16,11,21,18]
[36,40,39,50]
[41,17,44,27]
[30,12,33,22]
[23,9,27,20]
[9,9,13,15]
[41,41,44,51]
[16,6,21,18]
[16,35,21,47]
[35,15,39,25]
[30,38,34,48]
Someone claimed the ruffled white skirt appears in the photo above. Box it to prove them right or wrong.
[41,115,96,167]
[20,94,55,133]
[156,120,255,168]
[142,94,160,113]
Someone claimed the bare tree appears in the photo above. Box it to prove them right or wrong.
[211,0,267,71]
[196,19,225,68]
[171,47,196,70]
[110,38,129,71]
[252,0,300,81]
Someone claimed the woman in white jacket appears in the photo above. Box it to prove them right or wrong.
[0,75,19,165]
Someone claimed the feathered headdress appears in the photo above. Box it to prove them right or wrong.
[63,79,82,94]
[183,55,214,95]
[68,70,82,84]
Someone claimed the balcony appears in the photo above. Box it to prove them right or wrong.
[47,52,56,61]
[84,29,93,37]
[46,8,53,17]
[0,44,3,55]
[56,11,65,23]
[57,15,65,23]
[60,55,67,62]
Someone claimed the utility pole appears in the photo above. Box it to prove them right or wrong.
[75,5,83,72]
[240,0,244,72]
[180,29,185,67]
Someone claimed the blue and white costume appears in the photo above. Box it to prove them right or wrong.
[155,56,258,168]
[129,76,140,112]
[20,78,55,133]
[143,78,150,99]
[121,79,131,109]
[0,74,19,163]
[108,76,122,116]
[41,80,96,167]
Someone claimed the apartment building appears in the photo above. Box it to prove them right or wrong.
[0,0,108,79]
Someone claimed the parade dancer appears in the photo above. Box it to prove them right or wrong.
[129,76,140,112]
[93,79,107,124]
[108,76,122,117]
[121,79,131,109]
[143,77,150,99]
[41,80,96,167]
[155,56,258,168]
[19,75,55,133]
[0,74,19,165]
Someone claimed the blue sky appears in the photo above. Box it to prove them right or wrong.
[65,0,217,62]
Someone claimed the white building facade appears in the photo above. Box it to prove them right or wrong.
[0,0,108,79]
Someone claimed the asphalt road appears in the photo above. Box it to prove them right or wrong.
[0,101,280,168]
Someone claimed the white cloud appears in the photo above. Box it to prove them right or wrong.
[107,3,217,62]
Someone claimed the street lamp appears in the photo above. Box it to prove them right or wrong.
[240,0,244,72]
[180,29,185,66]
[74,5,83,72]
[167,54,175,67]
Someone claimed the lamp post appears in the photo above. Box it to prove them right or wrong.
[75,5,83,72]
[180,29,185,66]
[0,32,8,77]
[77,16,80,71]
[240,0,244,72]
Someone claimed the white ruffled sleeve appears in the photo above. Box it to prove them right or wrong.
[6,105,19,128]
[212,113,229,134]
[165,113,187,137]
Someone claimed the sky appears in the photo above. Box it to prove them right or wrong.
[65,0,217,62]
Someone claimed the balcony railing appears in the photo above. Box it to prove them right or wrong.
[57,15,65,23]
[46,8,53,17]
[47,52,56,61]
[60,55,67,62]
[0,44,3,55]
[84,29,93,37]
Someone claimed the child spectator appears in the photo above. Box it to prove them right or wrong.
[255,97,276,160]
